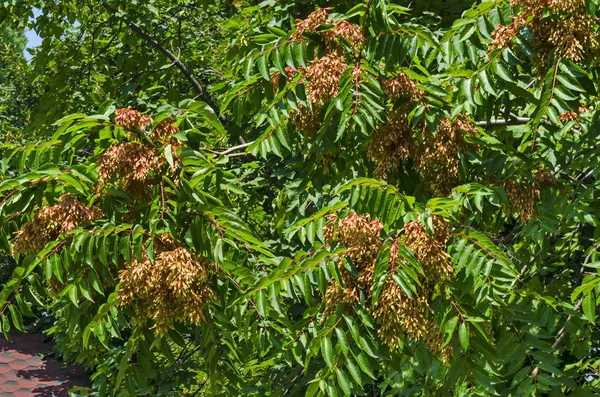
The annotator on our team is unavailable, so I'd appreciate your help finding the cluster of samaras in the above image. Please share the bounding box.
[369,72,479,196]
[98,108,180,201]
[13,195,102,255]
[271,8,365,135]
[323,212,453,362]
[118,234,214,335]
[490,0,600,64]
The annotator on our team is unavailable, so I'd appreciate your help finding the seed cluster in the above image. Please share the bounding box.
[382,73,422,102]
[97,142,163,201]
[559,110,579,123]
[369,83,478,195]
[115,107,153,131]
[323,20,365,52]
[533,168,558,188]
[13,195,102,255]
[284,9,366,134]
[290,104,322,136]
[367,103,414,180]
[488,15,527,54]
[493,0,600,65]
[271,66,298,93]
[97,108,180,201]
[502,177,541,222]
[118,243,214,335]
[323,213,453,361]
[293,9,364,53]
[306,54,348,105]
[414,116,478,196]
[292,8,329,40]
[151,117,179,142]
[403,217,453,281]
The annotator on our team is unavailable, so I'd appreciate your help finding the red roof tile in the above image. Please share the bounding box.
[0,332,90,396]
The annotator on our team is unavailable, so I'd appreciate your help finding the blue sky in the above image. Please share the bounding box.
[25,29,41,48]
[23,9,42,59]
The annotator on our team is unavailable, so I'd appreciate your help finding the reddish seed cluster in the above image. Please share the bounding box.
[367,103,415,180]
[382,73,422,102]
[151,117,179,142]
[369,73,431,182]
[488,15,527,54]
[13,195,102,255]
[502,178,541,222]
[323,213,453,361]
[294,8,364,53]
[115,107,154,131]
[501,169,558,222]
[368,94,478,194]
[322,281,359,317]
[306,54,348,105]
[323,20,365,52]
[290,104,322,136]
[559,110,579,123]
[118,244,214,335]
[97,142,163,201]
[403,216,453,282]
[324,212,383,267]
[285,8,365,135]
[414,116,478,196]
[506,0,599,64]
[323,212,383,304]
[271,66,299,94]
[292,8,330,40]
[533,168,558,188]
[371,278,450,361]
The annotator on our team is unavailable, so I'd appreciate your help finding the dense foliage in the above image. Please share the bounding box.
[2,0,600,395]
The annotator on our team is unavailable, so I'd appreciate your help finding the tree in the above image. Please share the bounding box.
[1,0,600,395]
[0,25,32,140]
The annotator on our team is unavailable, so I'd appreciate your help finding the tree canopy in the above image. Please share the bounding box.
[1,0,600,396]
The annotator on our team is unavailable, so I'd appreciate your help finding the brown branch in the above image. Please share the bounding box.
[199,141,254,157]
[100,2,220,115]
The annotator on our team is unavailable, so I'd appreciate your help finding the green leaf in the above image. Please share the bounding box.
[345,356,363,387]
[322,336,335,369]
[335,368,352,395]
[8,305,24,332]
[494,61,513,82]
[164,144,174,167]
[583,292,595,324]
[335,328,350,355]
[353,352,376,380]
[258,54,270,81]
[67,285,79,308]
[444,316,459,346]
[478,70,496,96]
[459,322,469,350]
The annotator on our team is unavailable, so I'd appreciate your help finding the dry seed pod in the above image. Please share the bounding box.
[306,55,348,105]
[502,177,540,222]
[13,196,102,255]
[115,107,153,131]
[97,142,163,201]
[403,216,453,283]
[118,246,214,335]
[292,8,330,40]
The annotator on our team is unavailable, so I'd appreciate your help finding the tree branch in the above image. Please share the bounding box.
[199,141,254,157]
[475,114,555,129]
[101,2,220,115]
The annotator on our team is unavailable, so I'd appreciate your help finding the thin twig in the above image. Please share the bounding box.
[198,141,254,157]
[100,2,219,115]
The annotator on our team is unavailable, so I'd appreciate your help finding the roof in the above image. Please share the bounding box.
[0,332,90,396]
